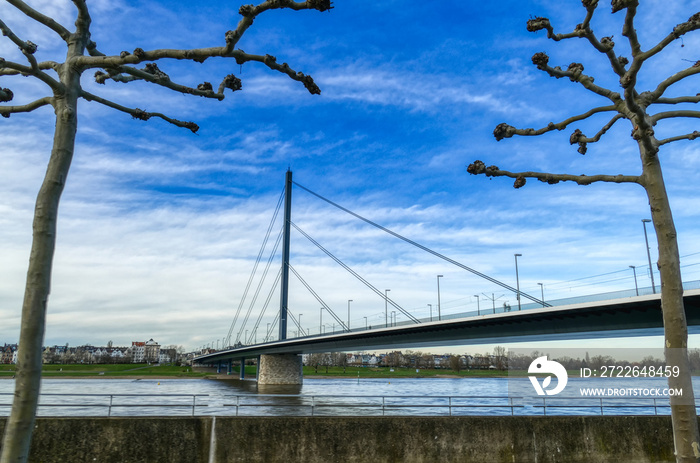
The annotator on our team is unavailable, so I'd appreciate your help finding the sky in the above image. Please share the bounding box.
[1,0,699,354]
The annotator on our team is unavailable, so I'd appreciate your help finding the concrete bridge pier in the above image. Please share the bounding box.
[257,353,303,385]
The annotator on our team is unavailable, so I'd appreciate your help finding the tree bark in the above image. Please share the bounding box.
[641,144,700,462]
[0,56,81,463]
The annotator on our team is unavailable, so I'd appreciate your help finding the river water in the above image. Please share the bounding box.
[0,377,696,417]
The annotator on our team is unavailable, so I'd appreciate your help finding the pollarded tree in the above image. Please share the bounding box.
[0,1,331,461]
[467,1,699,460]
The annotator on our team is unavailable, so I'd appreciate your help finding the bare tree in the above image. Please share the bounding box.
[467,2,699,460]
[0,1,331,461]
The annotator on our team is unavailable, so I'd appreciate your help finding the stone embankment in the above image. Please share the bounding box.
[0,415,678,462]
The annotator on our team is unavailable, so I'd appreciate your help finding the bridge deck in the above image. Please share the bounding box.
[198,289,700,363]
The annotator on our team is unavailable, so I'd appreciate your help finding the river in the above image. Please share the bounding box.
[0,376,696,417]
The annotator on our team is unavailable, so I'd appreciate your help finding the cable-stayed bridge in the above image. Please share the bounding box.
[196,171,700,384]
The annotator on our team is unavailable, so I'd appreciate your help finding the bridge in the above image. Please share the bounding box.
[195,170,700,384]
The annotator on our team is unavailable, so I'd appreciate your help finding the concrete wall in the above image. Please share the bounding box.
[0,416,680,462]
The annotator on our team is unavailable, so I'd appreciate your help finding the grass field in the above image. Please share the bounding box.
[0,363,209,377]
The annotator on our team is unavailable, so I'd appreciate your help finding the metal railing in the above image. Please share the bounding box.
[0,392,207,417]
[223,394,679,417]
[0,392,686,417]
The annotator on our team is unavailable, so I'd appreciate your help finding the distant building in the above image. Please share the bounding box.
[130,341,146,363]
[1,344,17,364]
[144,339,160,363]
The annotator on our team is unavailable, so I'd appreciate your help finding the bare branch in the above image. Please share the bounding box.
[81,90,199,133]
[525,0,597,42]
[0,18,39,57]
[230,0,332,51]
[492,104,617,141]
[76,0,327,95]
[0,58,62,92]
[658,131,700,146]
[95,63,227,101]
[234,51,321,94]
[466,160,641,188]
[5,0,72,42]
[616,1,642,56]
[91,49,319,99]
[638,12,700,64]
[568,113,625,154]
[651,110,700,123]
[654,95,700,106]
[0,96,54,117]
[530,53,621,102]
[647,62,700,102]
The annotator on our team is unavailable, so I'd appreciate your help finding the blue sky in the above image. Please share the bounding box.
[1,0,699,353]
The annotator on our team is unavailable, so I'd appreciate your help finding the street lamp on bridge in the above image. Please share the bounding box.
[514,254,522,311]
[384,289,391,327]
[348,300,353,331]
[363,316,368,330]
[428,304,432,321]
[474,295,480,315]
[437,275,443,321]
[537,283,545,307]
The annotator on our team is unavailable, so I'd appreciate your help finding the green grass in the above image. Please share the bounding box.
[0,363,210,378]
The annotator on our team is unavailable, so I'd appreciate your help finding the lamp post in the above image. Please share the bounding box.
[514,254,522,311]
[630,265,639,296]
[320,307,323,334]
[437,275,443,320]
[428,304,433,321]
[391,311,396,326]
[474,295,480,315]
[537,283,545,307]
[642,219,656,294]
[385,289,391,327]
[363,316,368,330]
[299,313,303,336]
[266,323,270,342]
[347,300,353,332]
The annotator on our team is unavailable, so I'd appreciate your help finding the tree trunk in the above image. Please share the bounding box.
[642,146,700,462]
[0,88,79,463]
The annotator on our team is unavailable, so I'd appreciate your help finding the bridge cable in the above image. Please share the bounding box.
[225,188,285,346]
[288,264,349,332]
[236,225,285,344]
[292,181,551,308]
[287,311,307,337]
[291,221,420,324]
[265,312,280,343]
[247,268,282,344]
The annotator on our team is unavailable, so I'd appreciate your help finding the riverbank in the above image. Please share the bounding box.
[1,364,515,379]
